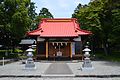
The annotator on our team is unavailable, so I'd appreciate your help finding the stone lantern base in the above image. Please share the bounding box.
[81,58,94,71]
[81,67,94,71]
[24,58,36,70]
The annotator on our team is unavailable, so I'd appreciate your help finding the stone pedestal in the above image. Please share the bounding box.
[81,46,94,71]
[25,58,36,69]
[81,58,94,71]
[24,47,36,70]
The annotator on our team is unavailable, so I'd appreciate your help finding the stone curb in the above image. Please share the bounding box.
[75,75,120,78]
[0,75,41,78]
[0,75,120,78]
[41,74,74,78]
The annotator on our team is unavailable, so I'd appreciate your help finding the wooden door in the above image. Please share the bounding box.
[48,43,70,57]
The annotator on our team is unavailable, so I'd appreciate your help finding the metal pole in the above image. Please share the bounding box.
[3,57,4,66]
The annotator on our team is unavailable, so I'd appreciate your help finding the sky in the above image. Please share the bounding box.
[31,0,90,18]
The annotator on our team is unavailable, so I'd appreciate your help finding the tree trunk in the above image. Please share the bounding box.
[12,46,15,53]
[12,40,15,53]
[103,38,111,55]
[103,43,108,55]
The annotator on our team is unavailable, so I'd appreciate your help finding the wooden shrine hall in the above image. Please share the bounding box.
[27,18,92,60]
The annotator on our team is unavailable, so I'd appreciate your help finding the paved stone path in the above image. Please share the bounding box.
[44,62,73,74]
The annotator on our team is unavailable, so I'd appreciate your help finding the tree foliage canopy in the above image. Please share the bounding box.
[0,0,31,46]
[32,7,54,30]
[72,0,120,54]
[0,0,53,48]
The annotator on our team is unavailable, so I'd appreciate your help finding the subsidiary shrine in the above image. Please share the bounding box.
[27,18,92,60]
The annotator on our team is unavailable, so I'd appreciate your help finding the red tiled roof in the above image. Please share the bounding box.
[27,18,91,37]
[27,28,42,36]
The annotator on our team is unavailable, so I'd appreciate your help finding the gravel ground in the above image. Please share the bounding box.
[0,60,120,80]
[67,61,120,75]
[0,61,51,75]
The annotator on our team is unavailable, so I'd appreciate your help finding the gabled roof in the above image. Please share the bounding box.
[27,18,92,37]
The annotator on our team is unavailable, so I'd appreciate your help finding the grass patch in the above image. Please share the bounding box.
[93,51,120,62]
[0,61,12,65]
[0,49,24,59]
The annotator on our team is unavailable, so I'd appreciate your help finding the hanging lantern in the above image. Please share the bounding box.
[52,42,54,46]
[55,46,56,49]
[65,42,67,46]
[61,43,63,46]
[57,42,58,46]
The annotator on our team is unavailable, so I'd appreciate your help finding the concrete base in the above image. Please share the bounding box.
[24,57,36,70]
[81,67,94,71]
[23,66,36,70]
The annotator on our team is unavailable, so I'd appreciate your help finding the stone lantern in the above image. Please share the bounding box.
[81,46,94,71]
[25,46,36,69]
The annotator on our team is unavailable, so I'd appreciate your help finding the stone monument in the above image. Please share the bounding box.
[24,46,36,69]
[81,45,94,71]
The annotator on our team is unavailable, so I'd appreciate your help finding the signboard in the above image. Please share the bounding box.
[57,51,62,56]
[72,42,75,55]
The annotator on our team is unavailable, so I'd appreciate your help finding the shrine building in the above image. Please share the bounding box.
[27,18,92,60]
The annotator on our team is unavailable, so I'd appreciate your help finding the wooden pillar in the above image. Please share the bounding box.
[70,42,72,58]
[80,41,82,54]
[80,41,84,60]
[36,41,39,58]
[46,41,48,58]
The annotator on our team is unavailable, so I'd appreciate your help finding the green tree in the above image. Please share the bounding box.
[39,8,53,18]
[28,2,37,20]
[28,2,37,31]
[110,0,120,48]
[34,8,54,29]
[72,0,120,54]
[0,0,32,49]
